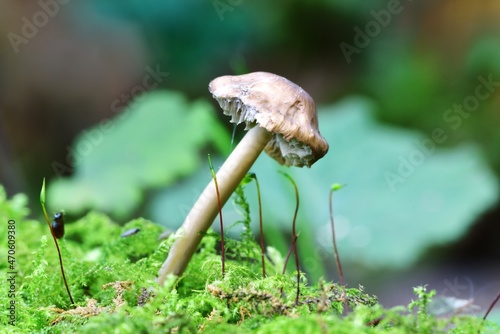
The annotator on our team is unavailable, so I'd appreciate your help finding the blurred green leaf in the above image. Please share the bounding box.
[467,36,500,75]
[48,90,230,218]
[366,50,443,128]
[151,97,498,273]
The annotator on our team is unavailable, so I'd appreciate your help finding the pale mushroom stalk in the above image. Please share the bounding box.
[157,72,329,285]
[157,126,272,283]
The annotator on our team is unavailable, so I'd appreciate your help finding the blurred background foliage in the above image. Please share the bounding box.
[1,0,500,309]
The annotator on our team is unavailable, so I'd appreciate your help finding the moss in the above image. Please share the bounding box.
[0,184,498,333]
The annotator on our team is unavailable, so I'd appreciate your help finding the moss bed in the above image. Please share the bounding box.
[0,186,497,333]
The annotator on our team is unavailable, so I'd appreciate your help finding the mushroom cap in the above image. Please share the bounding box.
[209,72,329,167]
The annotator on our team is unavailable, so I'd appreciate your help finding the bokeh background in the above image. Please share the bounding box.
[1,0,500,316]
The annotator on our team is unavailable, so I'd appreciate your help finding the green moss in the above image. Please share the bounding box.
[0,184,498,333]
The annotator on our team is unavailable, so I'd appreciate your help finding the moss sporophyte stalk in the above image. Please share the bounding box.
[39,177,74,305]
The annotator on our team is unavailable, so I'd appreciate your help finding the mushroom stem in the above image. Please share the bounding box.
[157,125,272,284]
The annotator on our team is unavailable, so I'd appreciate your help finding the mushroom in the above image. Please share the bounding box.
[156,72,329,284]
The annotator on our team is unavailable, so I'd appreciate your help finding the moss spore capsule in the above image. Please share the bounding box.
[51,212,65,239]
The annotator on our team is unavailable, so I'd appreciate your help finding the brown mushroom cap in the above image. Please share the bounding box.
[209,72,329,167]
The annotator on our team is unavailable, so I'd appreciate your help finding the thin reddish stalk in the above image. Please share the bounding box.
[249,173,266,278]
[482,292,500,323]
[279,172,300,305]
[282,236,297,275]
[329,184,347,313]
[477,292,500,334]
[208,155,225,278]
[40,178,74,305]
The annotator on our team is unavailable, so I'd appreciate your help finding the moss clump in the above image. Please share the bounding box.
[0,184,498,333]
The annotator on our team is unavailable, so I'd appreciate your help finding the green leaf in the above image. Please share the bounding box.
[48,90,230,218]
